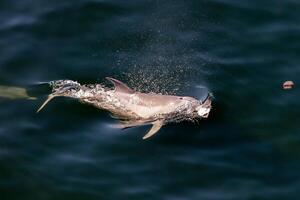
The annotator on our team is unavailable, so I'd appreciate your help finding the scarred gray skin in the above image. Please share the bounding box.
[38,77,212,139]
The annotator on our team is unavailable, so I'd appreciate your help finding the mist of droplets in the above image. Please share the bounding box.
[120,64,196,95]
[108,1,209,95]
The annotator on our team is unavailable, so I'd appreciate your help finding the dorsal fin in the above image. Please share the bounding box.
[106,77,134,94]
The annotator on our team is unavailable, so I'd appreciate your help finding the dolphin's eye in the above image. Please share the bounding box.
[179,97,183,100]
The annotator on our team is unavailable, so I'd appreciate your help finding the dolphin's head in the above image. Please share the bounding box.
[170,94,211,120]
[177,94,211,119]
[168,85,212,119]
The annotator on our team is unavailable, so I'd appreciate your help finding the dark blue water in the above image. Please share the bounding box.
[1,0,300,199]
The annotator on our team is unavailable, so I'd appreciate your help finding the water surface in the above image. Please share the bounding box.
[0,0,300,199]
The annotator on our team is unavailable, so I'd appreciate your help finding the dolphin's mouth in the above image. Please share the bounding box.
[197,107,210,118]
[197,94,212,118]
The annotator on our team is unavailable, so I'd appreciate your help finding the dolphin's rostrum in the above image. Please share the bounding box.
[37,77,212,139]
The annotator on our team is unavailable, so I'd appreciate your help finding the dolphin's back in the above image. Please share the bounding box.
[134,93,182,106]
[110,92,187,119]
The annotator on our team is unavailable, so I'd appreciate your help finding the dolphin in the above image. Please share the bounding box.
[37,77,212,139]
[0,85,36,100]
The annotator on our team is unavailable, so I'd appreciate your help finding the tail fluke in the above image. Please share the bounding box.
[36,80,82,113]
[36,94,58,113]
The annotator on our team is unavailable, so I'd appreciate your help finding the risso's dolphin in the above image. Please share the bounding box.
[37,77,212,139]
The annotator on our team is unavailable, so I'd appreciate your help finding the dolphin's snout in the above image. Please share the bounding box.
[197,95,212,118]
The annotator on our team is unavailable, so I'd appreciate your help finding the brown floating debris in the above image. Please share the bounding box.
[283,81,294,90]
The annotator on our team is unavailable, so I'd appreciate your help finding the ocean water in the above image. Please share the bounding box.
[0,0,300,199]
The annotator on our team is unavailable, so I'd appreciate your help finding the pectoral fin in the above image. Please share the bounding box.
[111,121,148,129]
[143,120,164,140]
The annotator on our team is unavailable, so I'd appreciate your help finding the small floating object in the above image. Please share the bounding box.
[283,81,294,90]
